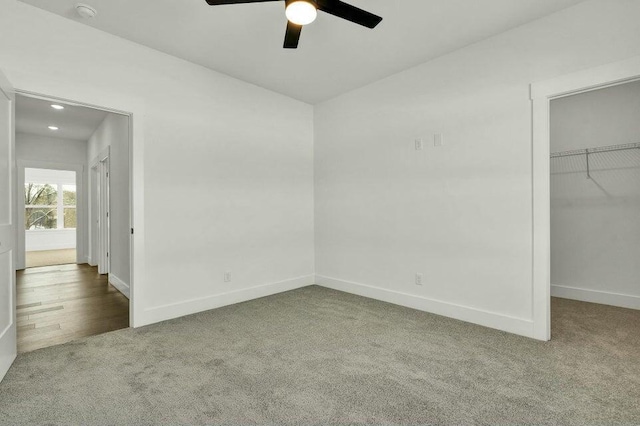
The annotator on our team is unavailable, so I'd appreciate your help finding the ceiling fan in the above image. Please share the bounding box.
[205,0,383,49]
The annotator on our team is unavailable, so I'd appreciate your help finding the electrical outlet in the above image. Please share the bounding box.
[224,271,232,282]
[415,273,423,286]
[434,134,444,147]
[415,138,424,151]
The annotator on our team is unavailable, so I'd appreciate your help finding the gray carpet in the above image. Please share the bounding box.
[1,286,639,425]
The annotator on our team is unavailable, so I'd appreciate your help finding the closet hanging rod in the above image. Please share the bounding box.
[550,142,640,158]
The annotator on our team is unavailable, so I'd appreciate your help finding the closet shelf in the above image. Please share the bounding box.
[550,142,640,179]
[550,142,640,158]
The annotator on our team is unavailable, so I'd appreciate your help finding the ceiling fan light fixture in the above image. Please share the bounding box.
[285,0,317,26]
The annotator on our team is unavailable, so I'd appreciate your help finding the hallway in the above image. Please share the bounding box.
[17,264,129,353]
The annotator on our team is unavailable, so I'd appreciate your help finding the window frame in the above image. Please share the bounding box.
[25,181,77,231]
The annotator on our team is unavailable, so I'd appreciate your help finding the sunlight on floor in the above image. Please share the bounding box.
[25,249,76,268]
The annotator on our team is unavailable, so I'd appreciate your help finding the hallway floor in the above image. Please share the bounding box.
[25,249,77,268]
[17,264,129,353]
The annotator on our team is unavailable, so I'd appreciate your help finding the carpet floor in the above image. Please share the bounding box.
[0,286,639,425]
[25,249,76,268]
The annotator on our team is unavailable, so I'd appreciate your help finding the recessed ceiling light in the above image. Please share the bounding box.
[48,126,59,131]
[51,104,65,110]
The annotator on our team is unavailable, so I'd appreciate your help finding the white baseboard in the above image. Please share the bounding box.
[315,275,535,339]
[552,285,640,310]
[138,274,315,327]
[109,274,130,299]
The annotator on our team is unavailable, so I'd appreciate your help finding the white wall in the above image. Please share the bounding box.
[550,80,640,309]
[314,0,640,337]
[25,230,75,251]
[87,114,130,292]
[16,133,87,265]
[0,0,314,326]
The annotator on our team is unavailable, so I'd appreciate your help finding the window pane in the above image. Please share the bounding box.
[64,207,77,229]
[63,185,76,206]
[25,207,57,230]
[25,183,57,206]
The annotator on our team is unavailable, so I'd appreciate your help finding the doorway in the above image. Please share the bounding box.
[91,149,110,276]
[549,81,640,336]
[23,168,78,268]
[14,93,131,353]
[531,56,640,341]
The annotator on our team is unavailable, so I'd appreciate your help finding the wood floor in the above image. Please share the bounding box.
[17,263,129,353]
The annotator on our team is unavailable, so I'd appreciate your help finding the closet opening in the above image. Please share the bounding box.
[549,80,640,339]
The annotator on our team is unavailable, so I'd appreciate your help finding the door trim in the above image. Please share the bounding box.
[90,147,110,275]
[0,69,16,381]
[17,161,85,270]
[8,74,145,328]
[529,55,640,341]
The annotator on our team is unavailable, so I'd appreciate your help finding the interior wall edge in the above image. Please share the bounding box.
[108,273,130,299]
[315,275,536,339]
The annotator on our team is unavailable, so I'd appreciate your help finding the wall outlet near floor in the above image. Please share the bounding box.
[415,273,423,286]
[224,271,232,282]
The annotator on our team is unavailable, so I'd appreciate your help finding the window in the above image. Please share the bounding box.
[63,185,77,228]
[25,182,76,230]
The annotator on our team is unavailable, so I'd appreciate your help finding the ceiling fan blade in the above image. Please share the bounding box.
[205,0,280,5]
[316,0,382,29]
[283,21,302,49]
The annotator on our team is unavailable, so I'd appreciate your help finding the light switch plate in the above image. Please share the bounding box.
[434,134,444,147]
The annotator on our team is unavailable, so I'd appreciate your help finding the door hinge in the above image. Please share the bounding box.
[107,252,109,257]
[106,212,109,217]
[131,228,134,235]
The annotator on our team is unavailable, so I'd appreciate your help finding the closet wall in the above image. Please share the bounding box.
[550,80,640,309]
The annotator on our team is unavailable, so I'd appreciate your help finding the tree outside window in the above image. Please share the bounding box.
[25,182,76,230]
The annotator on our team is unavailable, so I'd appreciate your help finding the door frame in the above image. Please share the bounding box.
[17,161,85,269]
[530,55,640,341]
[6,69,145,329]
[0,70,16,382]
[90,147,110,275]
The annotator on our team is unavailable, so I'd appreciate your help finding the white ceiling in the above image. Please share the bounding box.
[16,95,109,141]
[19,0,586,103]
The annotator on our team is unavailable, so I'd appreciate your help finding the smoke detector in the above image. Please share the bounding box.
[75,3,97,19]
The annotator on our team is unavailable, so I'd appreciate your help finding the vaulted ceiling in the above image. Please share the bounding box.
[19,0,586,103]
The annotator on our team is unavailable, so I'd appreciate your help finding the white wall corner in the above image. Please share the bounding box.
[137,275,315,327]
[109,274,130,299]
[315,275,536,339]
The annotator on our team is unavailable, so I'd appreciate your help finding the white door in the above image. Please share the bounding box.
[97,157,110,275]
[0,70,16,382]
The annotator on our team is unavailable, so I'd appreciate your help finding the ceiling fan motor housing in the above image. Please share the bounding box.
[285,0,317,6]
